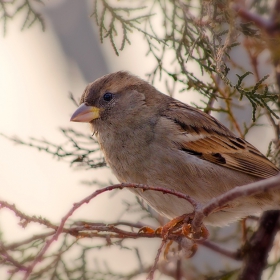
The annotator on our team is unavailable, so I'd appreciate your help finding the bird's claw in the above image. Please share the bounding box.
[182,223,209,240]
[139,214,209,241]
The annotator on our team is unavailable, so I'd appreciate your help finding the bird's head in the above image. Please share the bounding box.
[70,71,164,130]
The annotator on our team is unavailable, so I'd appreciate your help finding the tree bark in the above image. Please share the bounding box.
[239,211,280,280]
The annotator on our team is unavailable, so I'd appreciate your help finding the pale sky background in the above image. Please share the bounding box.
[0,0,278,279]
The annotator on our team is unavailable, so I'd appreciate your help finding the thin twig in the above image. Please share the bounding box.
[23,183,199,279]
[146,240,166,280]
[199,240,242,260]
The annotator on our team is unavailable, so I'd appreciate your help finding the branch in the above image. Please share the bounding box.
[235,6,272,32]
[239,210,280,280]
[0,201,57,229]
[23,175,280,279]
[0,0,45,34]
[23,183,199,279]
[192,174,280,231]
[200,240,242,260]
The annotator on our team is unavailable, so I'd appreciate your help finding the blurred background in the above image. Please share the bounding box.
[0,1,182,278]
[0,0,277,279]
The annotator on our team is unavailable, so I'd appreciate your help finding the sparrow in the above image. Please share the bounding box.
[70,71,279,226]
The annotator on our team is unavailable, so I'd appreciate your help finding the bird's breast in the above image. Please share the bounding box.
[96,124,156,183]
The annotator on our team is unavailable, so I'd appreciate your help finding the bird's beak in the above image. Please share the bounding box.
[70,103,101,122]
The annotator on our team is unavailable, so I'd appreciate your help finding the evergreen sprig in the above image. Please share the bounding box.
[0,0,44,34]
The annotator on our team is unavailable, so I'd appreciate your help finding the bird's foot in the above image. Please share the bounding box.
[161,213,209,240]
[138,214,205,259]
[138,226,162,235]
[139,213,209,241]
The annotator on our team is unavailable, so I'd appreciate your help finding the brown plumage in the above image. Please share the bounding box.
[163,101,278,179]
[71,71,279,226]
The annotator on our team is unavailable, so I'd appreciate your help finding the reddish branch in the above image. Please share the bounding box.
[1,173,280,279]
[0,201,57,230]
[22,184,199,279]
[192,174,280,231]
[235,6,273,32]
[147,240,167,280]
[1,176,280,279]
[18,174,280,279]
[200,240,242,260]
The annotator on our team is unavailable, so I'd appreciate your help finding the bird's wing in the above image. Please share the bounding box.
[163,101,279,179]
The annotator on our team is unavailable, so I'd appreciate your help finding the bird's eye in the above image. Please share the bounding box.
[103,92,113,102]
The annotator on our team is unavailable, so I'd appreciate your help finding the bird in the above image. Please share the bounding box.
[70,71,279,226]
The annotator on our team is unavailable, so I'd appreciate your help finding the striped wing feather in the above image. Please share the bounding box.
[164,101,279,179]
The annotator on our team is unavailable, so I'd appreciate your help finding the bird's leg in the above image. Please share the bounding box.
[161,214,203,259]
[138,226,156,234]
[182,222,209,240]
[139,214,191,236]
[138,225,163,235]
[161,214,209,240]
[160,214,191,237]
[241,218,247,244]
[139,213,209,240]
[139,214,207,259]
[163,240,174,259]
[241,216,259,244]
